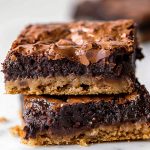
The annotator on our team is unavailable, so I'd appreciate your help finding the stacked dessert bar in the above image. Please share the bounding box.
[73,0,150,42]
[3,20,150,146]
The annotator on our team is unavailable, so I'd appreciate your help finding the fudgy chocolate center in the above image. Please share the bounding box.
[3,51,135,81]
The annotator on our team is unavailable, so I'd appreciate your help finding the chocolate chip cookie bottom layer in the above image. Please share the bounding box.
[17,81,150,145]
[2,20,142,95]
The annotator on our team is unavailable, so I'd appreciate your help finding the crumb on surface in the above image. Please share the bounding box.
[0,117,8,123]
[9,125,23,137]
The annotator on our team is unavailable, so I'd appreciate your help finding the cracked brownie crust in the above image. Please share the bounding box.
[3,20,142,95]
[22,81,150,143]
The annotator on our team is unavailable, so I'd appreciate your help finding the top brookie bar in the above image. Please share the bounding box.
[2,20,142,95]
[73,0,150,41]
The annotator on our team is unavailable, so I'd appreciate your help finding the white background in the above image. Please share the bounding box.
[0,0,150,149]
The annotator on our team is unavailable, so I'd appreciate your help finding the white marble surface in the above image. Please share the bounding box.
[0,0,150,149]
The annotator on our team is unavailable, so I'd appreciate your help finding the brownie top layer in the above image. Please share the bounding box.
[74,0,150,25]
[8,20,136,66]
[23,81,150,138]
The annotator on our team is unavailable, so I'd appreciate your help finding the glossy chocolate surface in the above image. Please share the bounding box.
[10,20,136,60]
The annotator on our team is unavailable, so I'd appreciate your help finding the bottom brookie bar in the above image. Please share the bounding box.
[17,81,150,146]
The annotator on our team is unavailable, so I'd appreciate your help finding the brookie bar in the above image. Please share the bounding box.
[73,0,150,41]
[3,20,142,95]
[18,81,150,145]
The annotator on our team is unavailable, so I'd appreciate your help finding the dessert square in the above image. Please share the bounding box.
[3,20,142,95]
[73,0,150,41]
[18,81,150,145]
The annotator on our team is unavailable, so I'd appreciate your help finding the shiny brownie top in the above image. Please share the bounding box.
[8,20,136,66]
